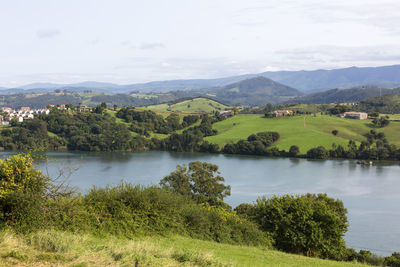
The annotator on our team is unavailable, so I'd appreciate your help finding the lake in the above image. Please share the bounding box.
[1,151,399,256]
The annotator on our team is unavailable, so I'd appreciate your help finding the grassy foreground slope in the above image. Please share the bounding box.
[205,114,400,153]
[0,230,368,267]
[147,98,229,113]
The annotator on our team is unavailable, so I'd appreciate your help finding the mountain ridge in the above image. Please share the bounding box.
[209,76,303,106]
[3,64,400,94]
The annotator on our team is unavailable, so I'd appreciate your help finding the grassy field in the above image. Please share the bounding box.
[147,98,229,113]
[205,114,400,153]
[0,230,368,267]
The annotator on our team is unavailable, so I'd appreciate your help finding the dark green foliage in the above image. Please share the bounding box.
[160,162,231,207]
[41,112,132,151]
[0,111,135,151]
[290,86,400,105]
[117,108,199,135]
[328,104,351,115]
[289,145,300,157]
[368,112,380,118]
[92,102,107,114]
[358,94,400,114]
[0,154,49,231]
[249,194,348,260]
[198,141,220,153]
[385,252,400,267]
[0,118,64,150]
[372,116,390,128]
[182,115,199,127]
[222,132,280,156]
[160,115,219,152]
[306,146,329,159]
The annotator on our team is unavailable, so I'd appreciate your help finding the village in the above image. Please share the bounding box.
[0,104,91,125]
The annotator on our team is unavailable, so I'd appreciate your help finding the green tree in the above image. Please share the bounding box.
[306,146,329,159]
[372,116,390,128]
[252,193,348,259]
[160,161,231,206]
[289,145,300,157]
[385,252,400,267]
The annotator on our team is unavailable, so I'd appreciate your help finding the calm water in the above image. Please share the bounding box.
[1,151,399,255]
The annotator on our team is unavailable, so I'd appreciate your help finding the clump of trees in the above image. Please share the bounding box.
[117,107,200,135]
[372,116,390,128]
[222,132,280,156]
[328,104,351,115]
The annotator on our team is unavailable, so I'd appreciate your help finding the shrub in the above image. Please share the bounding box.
[0,154,49,230]
[251,193,348,260]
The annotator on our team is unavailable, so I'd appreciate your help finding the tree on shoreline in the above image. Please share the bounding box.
[160,161,231,206]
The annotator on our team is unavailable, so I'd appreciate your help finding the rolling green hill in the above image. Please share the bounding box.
[146,97,229,113]
[0,230,368,267]
[205,114,400,153]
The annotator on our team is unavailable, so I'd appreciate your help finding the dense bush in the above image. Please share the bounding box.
[242,193,349,260]
[0,154,49,230]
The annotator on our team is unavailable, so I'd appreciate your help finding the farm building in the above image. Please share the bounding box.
[273,110,293,116]
[341,112,368,120]
[219,110,233,117]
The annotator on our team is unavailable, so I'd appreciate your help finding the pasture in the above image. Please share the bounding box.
[205,114,400,153]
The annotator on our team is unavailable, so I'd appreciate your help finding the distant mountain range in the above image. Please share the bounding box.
[18,81,122,90]
[2,64,400,106]
[4,64,400,94]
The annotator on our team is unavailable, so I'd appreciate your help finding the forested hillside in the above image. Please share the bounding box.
[0,91,194,109]
[288,87,400,104]
[208,77,303,106]
[357,94,400,114]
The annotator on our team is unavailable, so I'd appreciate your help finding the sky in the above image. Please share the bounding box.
[1,0,400,87]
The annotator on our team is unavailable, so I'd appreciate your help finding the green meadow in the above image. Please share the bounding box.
[0,230,368,267]
[205,114,400,153]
